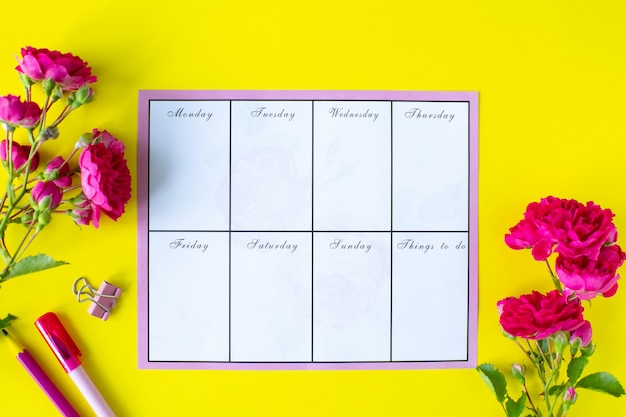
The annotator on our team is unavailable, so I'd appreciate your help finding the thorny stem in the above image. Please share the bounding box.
[521,380,539,415]
[525,339,546,382]
[536,340,553,372]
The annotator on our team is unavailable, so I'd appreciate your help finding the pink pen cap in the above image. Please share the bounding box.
[35,312,82,373]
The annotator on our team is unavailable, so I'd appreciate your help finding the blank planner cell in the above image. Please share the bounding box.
[230,232,312,362]
[392,232,469,361]
[148,232,230,362]
[313,232,391,362]
[313,101,391,231]
[230,101,312,231]
[392,101,469,231]
[148,100,230,231]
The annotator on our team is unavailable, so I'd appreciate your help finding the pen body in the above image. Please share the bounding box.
[17,349,81,417]
[69,365,116,417]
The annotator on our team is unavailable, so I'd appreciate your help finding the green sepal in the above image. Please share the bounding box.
[477,363,508,403]
[581,343,596,357]
[50,84,64,103]
[511,364,525,384]
[42,78,56,96]
[37,126,59,141]
[576,372,625,397]
[18,72,35,91]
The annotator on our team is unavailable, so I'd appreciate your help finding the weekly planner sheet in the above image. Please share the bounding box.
[137,90,478,370]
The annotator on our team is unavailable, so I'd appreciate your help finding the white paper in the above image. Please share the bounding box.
[138,91,478,370]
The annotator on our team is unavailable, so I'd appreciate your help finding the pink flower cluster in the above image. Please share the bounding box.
[0,46,132,335]
[486,197,625,415]
[505,196,623,300]
[497,197,625,347]
[0,47,131,230]
[1,131,130,228]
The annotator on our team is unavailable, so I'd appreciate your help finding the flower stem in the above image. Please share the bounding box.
[536,340,553,372]
[50,105,73,127]
[545,260,563,291]
[0,111,47,277]
[520,379,539,415]
[39,94,50,132]
[12,226,39,264]
[514,339,531,359]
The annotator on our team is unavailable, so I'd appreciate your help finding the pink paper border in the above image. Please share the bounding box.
[137,90,478,370]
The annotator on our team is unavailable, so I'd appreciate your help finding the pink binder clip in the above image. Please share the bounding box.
[72,277,122,321]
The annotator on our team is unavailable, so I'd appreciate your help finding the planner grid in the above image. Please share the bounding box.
[137,91,478,370]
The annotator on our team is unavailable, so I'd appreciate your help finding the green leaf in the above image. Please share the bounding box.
[477,363,508,403]
[567,355,589,384]
[577,372,626,397]
[0,313,17,329]
[505,394,526,417]
[3,254,67,281]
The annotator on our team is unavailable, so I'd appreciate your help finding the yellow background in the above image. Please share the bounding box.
[1,1,625,416]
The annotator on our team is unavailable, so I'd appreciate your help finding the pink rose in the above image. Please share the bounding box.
[0,140,39,171]
[555,245,625,300]
[505,197,617,261]
[552,200,617,260]
[16,47,97,91]
[505,218,553,260]
[32,181,63,210]
[497,290,586,340]
[44,156,72,188]
[78,129,131,227]
[505,197,566,260]
[0,95,42,128]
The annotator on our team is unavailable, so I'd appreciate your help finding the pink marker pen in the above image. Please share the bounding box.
[35,312,116,417]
